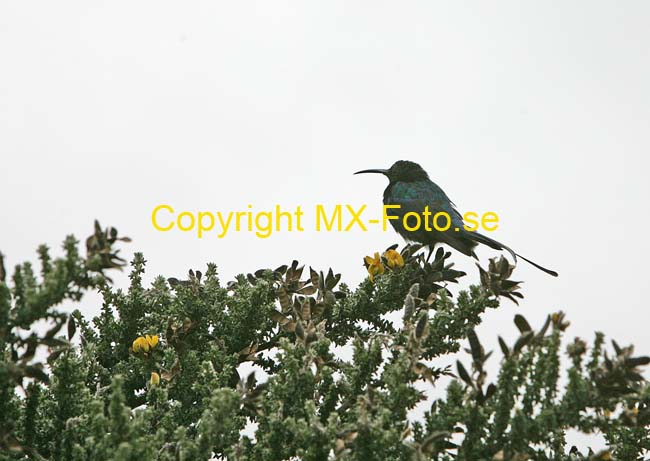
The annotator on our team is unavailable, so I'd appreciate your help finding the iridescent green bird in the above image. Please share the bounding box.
[355,160,558,277]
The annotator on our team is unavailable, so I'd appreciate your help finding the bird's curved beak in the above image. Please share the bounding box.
[354,168,388,175]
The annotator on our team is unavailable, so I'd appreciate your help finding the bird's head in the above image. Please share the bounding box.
[354,160,429,183]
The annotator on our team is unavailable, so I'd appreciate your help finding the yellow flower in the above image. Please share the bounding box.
[132,334,159,354]
[150,371,160,387]
[364,252,385,282]
[145,334,159,349]
[132,336,149,353]
[383,249,404,269]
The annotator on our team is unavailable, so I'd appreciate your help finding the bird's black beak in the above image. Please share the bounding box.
[354,168,389,175]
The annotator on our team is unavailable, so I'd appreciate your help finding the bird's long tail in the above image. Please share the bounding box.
[467,232,558,277]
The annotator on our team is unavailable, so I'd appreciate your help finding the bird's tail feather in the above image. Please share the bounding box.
[467,232,558,277]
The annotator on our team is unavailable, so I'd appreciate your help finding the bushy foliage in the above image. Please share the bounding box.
[1,223,649,461]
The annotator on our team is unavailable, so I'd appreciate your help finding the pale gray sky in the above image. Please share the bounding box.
[1,1,649,438]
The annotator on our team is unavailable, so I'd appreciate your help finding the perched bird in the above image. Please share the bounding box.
[355,160,558,277]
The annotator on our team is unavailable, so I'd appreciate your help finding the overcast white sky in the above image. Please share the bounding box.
[1,1,650,436]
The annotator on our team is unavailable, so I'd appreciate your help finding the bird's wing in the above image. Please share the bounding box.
[384,181,475,254]
[422,180,465,224]
[386,181,466,227]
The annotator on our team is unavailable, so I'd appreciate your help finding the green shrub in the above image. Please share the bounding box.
[1,222,648,460]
